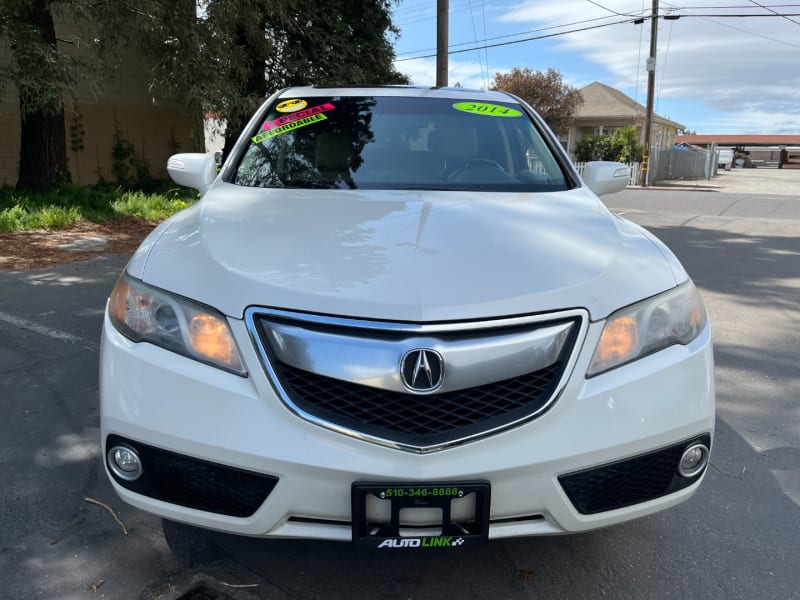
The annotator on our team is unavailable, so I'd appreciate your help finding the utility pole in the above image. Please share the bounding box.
[436,0,448,87]
[640,0,658,187]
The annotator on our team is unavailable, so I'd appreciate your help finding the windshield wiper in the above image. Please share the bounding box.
[390,185,463,191]
[273,181,335,189]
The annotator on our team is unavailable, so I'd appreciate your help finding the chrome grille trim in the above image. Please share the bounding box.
[258,318,574,395]
[245,307,589,453]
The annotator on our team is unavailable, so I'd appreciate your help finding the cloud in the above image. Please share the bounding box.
[396,57,508,91]
[499,0,800,133]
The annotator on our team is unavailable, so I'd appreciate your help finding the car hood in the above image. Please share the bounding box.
[129,183,683,321]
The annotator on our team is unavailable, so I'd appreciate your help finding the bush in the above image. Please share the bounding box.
[575,126,643,163]
[111,191,193,221]
[0,184,196,233]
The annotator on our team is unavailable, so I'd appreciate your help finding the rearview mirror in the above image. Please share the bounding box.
[581,161,631,196]
[167,153,217,193]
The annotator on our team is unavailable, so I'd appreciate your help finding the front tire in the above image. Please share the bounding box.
[162,519,222,566]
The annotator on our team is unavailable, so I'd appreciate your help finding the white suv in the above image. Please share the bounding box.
[100,86,714,549]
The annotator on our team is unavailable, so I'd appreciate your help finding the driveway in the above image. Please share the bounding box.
[655,166,800,195]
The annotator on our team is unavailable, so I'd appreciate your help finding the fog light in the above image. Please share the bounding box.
[679,443,708,478]
[108,445,143,481]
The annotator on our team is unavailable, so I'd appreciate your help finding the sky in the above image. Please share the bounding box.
[390,0,800,134]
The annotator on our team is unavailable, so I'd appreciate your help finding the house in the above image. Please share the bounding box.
[0,12,201,187]
[562,82,685,159]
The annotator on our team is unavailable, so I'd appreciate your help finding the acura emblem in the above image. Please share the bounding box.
[400,349,444,393]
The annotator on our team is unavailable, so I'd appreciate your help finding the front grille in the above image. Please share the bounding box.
[106,435,278,517]
[277,361,563,447]
[249,308,584,450]
[558,434,711,515]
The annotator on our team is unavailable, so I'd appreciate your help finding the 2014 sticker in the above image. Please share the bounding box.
[452,102,522,117]
[276,98,307,113]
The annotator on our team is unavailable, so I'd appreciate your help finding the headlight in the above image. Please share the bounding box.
[108,273,246,376]
[588,282,707,377]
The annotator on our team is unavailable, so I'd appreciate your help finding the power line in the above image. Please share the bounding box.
[396,12,639,56]
[673,3,800,8]
[635,0,647,106]
[467,0,489,88]
[746,0,800,25]
[585,0,639,16]
[396,17,636,61]
[396,11,800,61]
[668,11,800,15]
[663,0,800,47]
[480,0,490,84]
[656,13,675,113]
[684,15,800,46]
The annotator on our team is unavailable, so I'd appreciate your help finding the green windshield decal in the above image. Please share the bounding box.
[452,102,522,117]
[252,113,328,143]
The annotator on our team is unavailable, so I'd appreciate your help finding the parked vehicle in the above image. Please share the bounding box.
[101,86,714,549]
[718,148,733,171]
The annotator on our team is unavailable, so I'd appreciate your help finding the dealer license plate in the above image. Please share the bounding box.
[351,481,490,548]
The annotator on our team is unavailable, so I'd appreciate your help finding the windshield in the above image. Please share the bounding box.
[233,95,571,192]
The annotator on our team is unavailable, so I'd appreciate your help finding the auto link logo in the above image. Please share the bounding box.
[377,537,465,548]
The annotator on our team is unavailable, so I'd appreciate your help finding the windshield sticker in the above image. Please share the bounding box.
[261,102,335,132]
[453,102,522,117]
[252,113,328,143]
[276,98,308,113]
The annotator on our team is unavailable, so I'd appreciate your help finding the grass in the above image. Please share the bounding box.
[0,184,198,233]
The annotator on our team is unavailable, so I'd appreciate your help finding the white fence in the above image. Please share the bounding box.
[575,147,713,186]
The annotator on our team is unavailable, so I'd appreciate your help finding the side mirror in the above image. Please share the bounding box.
[581,161,631,196]
[167,153,217,193]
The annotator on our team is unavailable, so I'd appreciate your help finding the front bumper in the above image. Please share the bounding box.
[100,312,715,540]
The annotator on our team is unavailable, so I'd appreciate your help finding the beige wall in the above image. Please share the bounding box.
[1,100,198,186]
[1,12,201,187]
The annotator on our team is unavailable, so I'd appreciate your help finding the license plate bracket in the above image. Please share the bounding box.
[351,481,490,548]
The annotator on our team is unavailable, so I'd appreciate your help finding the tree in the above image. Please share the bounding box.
[1,0,407,190]
[136,0,408,162]
[0,0,163,191]
[1,0,76,191]
[491,67,583,136]
[613,125,643,163]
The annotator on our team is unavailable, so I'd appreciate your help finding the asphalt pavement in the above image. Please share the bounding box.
[1,170,798,599]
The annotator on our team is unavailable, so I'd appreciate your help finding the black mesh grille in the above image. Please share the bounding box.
[558,434,711,514]
[106,435,278,517]
[276,361,563,446]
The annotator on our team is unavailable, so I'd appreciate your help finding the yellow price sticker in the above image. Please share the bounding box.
[276,98,308,113]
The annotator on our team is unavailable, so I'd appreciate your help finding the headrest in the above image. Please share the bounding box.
[428,125,478,158]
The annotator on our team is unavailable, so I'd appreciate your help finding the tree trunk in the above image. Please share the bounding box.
[17,107,69,192]
[221,114,245,166]
[220,18,270,165]
[15,0,70,192]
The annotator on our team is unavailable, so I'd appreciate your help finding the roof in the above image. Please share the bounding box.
[576,82,685,130]
[675,134,800,146]
[276,85,518,103]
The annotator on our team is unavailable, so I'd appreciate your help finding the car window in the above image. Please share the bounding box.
[233,96,571,192]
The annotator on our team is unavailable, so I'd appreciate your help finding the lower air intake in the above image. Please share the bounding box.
[558,434,711,515]
[106,435,278,517]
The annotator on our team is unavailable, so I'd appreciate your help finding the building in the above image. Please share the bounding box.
[675,135,800,168]
[563,82,684,159]
[0,12,201,187]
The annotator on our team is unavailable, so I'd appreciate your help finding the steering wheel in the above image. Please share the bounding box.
[444,158,510,182]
